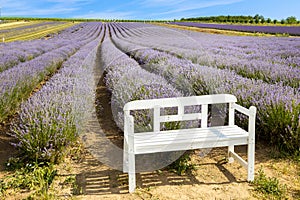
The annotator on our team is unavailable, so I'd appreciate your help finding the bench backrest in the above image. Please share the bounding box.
[124,94,237,132]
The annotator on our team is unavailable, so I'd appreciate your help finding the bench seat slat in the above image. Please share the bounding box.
[133,126,248,154]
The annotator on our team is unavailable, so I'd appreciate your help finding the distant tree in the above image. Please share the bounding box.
[254,14,260,20]
[261,18,265,23]
[280,19,286,24]
[273,19,278,24]
[286,16,297,24]
[266,18,272,23]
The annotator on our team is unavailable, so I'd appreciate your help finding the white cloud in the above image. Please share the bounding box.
[0,0,245,19]
[0,0,87,16]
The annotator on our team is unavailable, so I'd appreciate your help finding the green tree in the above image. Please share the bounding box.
[286,16,297,24]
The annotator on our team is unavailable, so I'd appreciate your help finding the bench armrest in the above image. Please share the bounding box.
[231,103,256,143]
[233,103,256,117]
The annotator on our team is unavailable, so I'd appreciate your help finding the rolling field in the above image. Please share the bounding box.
[0,20,76,42]
[169,21,300,36]
[0,21,299,199]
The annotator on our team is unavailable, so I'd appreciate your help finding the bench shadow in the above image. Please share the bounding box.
[73,156,246,195]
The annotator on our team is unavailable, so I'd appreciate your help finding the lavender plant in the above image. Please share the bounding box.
[113,22,300,89]
[0,22,101,73]
[101,35,183,131]
[10,30,102,162]
[0,22,102,124]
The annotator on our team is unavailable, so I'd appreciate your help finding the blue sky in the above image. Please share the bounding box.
[0,0,299,20]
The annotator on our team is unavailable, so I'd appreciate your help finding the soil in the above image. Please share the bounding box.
[50,142,299,200]
[0,123,17,173]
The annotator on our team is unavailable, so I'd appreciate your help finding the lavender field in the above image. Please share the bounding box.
[169,21,300,36]
[0,21,299,164]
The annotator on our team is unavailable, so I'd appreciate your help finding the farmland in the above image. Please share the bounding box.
[0,20,299,199]
[169,21,300,36]
[0,21,76,42]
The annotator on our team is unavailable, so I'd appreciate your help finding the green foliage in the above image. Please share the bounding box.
[259,101,300,157]
[180,14,300,25]
[252,167,286,199]
[1,161,57,198]
[167,153,195,175]
[286,16,297,24]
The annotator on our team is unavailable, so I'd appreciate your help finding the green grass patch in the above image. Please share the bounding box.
[251,167,287,199]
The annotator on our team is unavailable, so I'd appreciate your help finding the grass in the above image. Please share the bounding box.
[251,167,287,199]
[3,22,76,42]
[167,152,195,175]
[0,161,57,199]
[0,141,85,199]
[0,21,38,30]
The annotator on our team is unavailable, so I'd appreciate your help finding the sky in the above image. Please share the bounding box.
[0,0,299,20]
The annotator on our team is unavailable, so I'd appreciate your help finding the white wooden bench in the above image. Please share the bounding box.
[123,94,256,193]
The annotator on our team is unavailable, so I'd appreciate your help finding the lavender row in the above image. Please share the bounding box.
[112,31,299,109]
[117,22,300,69]
[113,23,300,88]
[0,22,103,123]
[0,22,101,73]
[101,29,182,130]
[111,33,300,153]
[10,34,102,162]
[0,21,64,34]
[169,22,300,36]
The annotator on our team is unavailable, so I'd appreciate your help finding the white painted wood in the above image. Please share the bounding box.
[247,106,256,181]
[233,103,251,116]
[153,105,160,132]
[159,113,202,122]
[228,102,235,126]
[201,104,208,128]
[229,151,248,168]
[123,94,256,193]
[228,145,235,163]
[178,104,184,116]
[124,94,237,111]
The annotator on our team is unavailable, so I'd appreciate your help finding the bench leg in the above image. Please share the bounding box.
[123,140,128,172]
[228,145,234,163]
[247,142,255,181]
[128,152,136,193]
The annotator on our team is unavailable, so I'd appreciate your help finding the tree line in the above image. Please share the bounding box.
[180,15,299,25]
